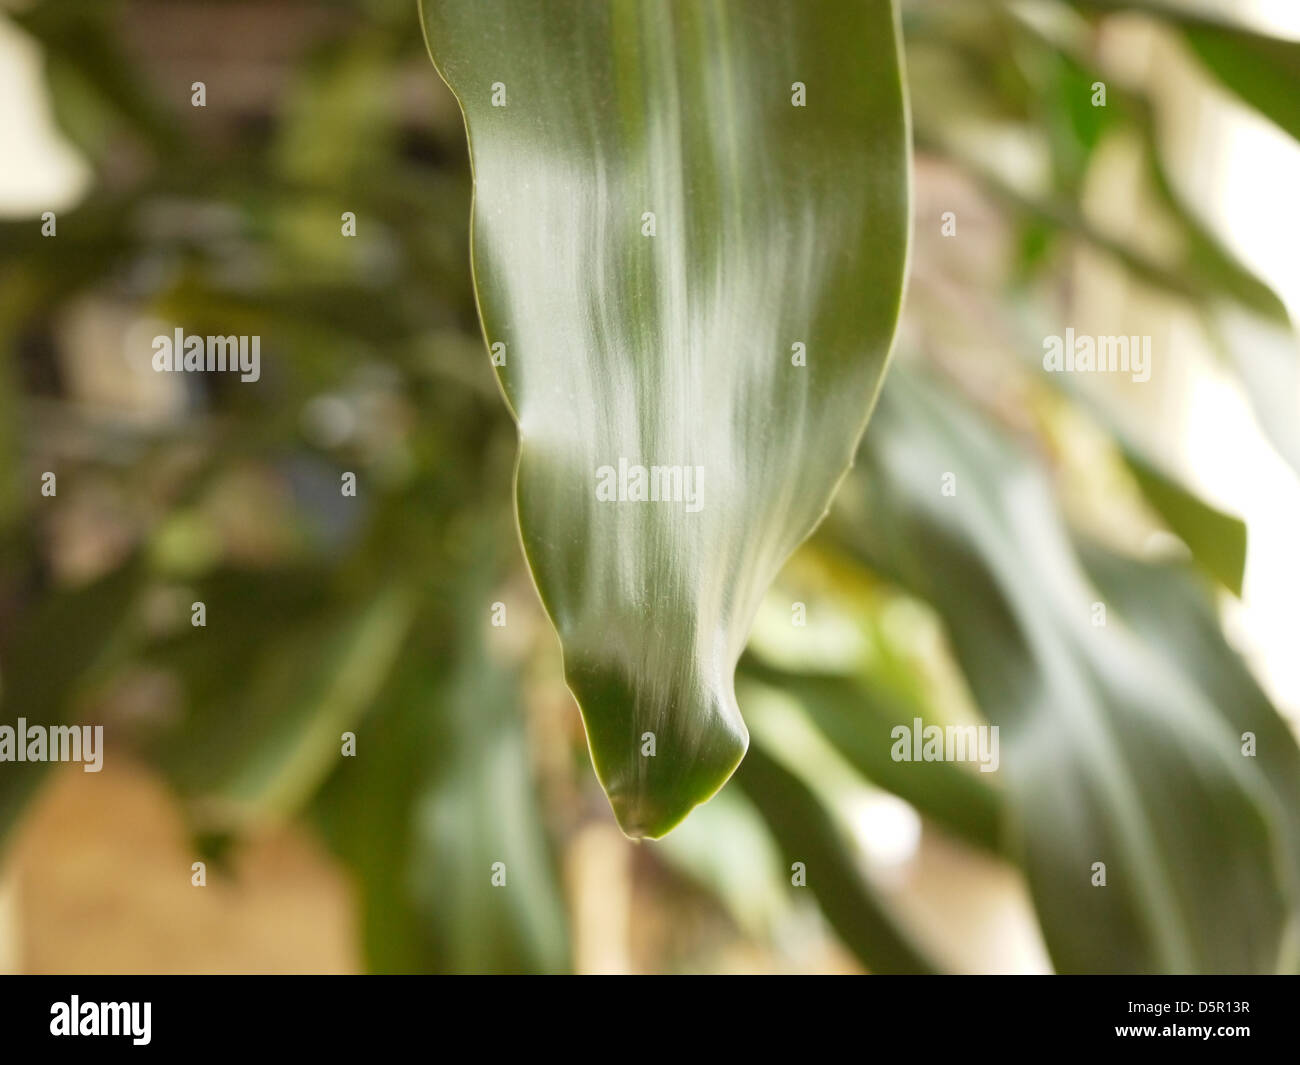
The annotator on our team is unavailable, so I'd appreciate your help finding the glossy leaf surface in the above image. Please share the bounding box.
[835,367,1296,972]
[422,0,910,836]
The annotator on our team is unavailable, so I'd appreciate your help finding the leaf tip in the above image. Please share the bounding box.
[567,661,750,840]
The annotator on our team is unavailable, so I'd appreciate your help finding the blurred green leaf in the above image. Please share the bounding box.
[735,741,936,974]
[1046,374,1249,594]
[13,0,182,157]
[150,578,416,827]
[1069,0,1300,143]
[0,562,141,843]
[315,587,570,974]
[917,8,1300,477]
[910,8,1291,324]
[421,0,910,837]
[652,782,790,945]
[833,366,1295,973]
[740,654,1005,856]
[274,32,401,189]
[1077,543,1300,968]
[1210,311,1300,475]
[1122,450,1246,596]
[408,638,569,974]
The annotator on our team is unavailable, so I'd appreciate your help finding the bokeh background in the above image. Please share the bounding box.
[1,0,1299,973]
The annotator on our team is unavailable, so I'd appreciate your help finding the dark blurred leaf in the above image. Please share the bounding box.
[150,578,415,826]
[314,545,569,974]
[734,740,936,974]
[1077,542,1300,968]
[0,562,141,844]
[740,655,1005,856]
[411,637,569,973]
[13,0,182,157]
[0,330,22,528]
[832,366,1295,973]
[274,31,401,189]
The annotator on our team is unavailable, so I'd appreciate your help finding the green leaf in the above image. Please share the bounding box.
[1121,449,1247,596]
[1076,543,1300,965]
[987,9,1300,478]
[734,740,936,974]
[1069,0,1300,142]
[1044,373,1249,595]
[740,654,1005,856]
[833,367,1294,972]
[315,590,570,974]
[1181,27,1300,144]
[420,0,910,837]
[0,562,141,844]
[149,576,416,828]
[13,0,182,157]
[919,37,1300,479]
